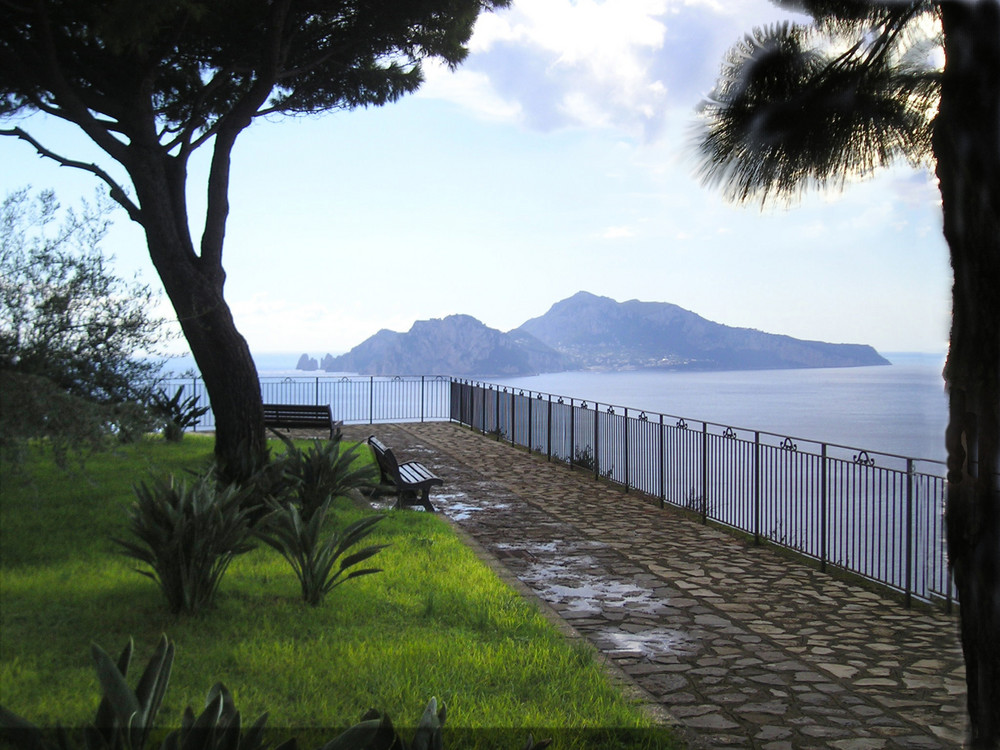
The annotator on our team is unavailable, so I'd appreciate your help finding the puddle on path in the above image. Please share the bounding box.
[435,492,511,520]
[434,490,691,658]
[595,628,691,658]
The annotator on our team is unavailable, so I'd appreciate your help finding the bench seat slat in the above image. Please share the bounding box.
[368,435,442,512]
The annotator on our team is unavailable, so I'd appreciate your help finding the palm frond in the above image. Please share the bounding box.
[695,11,939,205]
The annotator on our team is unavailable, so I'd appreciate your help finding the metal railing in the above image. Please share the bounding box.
[161,373,953,609]
[449,379,953,610]
[161,375,453,428]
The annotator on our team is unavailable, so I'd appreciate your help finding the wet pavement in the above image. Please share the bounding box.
[340,422,968,749]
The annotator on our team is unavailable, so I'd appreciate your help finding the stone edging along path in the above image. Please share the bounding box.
[340,422,968,750]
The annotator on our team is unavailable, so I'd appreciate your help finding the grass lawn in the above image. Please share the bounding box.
[0,435,679,749]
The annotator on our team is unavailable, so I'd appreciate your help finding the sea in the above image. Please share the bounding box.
[163,351,950,464]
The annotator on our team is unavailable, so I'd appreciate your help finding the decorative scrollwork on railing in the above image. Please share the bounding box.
[537,393,544,400]
[607,405,617,415]
[580,401,589,409]
[557,397,564,405]
[392,375,402,382]
[638,411,648,421]
[853,450,877,467]
[518,390,525,396]
[676,418,688,430]
[282,376,294,383]
[339,376,351,382]
[780,437,798,452]
[722,427,737,440]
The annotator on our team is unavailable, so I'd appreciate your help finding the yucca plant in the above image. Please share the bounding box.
[270,433,378,522]
[115,473,256,614]
[0,636,172,750]
[254,499,387,606]
[0,640,550,750]
[0,636,292,750]
[326,698,552,750]
[148,387,210,443]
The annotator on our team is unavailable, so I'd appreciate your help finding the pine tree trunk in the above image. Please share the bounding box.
[936,3,1000,746]
[130,158,268,482]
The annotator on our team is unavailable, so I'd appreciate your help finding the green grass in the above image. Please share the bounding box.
[0,435,678,748]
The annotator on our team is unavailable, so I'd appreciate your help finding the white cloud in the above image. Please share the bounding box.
[422,0,804,139]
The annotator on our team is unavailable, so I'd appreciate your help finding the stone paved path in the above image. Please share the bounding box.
[343,422,968,749]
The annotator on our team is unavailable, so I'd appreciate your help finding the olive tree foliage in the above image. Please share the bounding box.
[0,188,168,465]
[695,2,999,745]
[0,0,511,482]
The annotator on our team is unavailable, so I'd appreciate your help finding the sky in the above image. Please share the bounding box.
[1,0,953,360]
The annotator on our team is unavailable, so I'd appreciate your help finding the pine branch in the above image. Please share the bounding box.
[0,127,141,222]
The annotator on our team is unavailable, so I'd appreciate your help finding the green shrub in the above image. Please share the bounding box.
[0,636,175,750]
[148,387,210,442]
[0,638,550,750]
[271,434,378,521]
[255,500,388,606]
[114,473,256,614]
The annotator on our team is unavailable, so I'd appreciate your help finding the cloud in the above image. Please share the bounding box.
[421,0,803,140]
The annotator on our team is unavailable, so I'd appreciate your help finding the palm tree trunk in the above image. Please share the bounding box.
[935,3,1000,746]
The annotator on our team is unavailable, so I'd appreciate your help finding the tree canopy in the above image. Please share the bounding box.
[0,0,510,478]
[695,2,999,745]
[0,187,169,463]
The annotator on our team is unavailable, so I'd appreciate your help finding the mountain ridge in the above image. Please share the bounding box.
[305,292,889,376]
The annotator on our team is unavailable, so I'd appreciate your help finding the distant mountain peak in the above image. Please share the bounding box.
[299,292,889,375]
[516,292,888,371]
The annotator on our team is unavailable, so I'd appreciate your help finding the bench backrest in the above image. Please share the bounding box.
[262,403,332,422]
[368,436,401,484]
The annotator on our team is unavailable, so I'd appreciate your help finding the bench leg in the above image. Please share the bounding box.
[420,488,436,513]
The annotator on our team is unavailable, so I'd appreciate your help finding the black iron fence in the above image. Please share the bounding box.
[449,379,953,610]
[162,374,953,609]
[162,375,453,427]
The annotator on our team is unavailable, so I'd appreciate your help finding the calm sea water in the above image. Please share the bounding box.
[164,351,949,464]
[490,354,949,464]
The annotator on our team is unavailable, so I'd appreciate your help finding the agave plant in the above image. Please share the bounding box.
[270,433,378,522]
[115,473,256,614]
[0,636,292,750]
[255,500,387,606]
[148,386,210,442]
[325,699,552,750]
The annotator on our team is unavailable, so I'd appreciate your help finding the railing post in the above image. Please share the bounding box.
[510,389,516,446]
[659,414,666,509]
[624,408,630,492]
[495,387,501,440]
[547,395,553,461]
[528,391,533,454]
[821,443,828,573]
[593,402,600,481]
[905,458,914,609]
[754,431,761,544]
[569,399,576,468]
[701,422,708,524]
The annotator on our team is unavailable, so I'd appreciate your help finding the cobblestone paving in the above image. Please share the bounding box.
[343,422,968,749]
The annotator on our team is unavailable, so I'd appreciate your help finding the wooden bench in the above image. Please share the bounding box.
[367,435,443,512]
[262,403,341,439]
